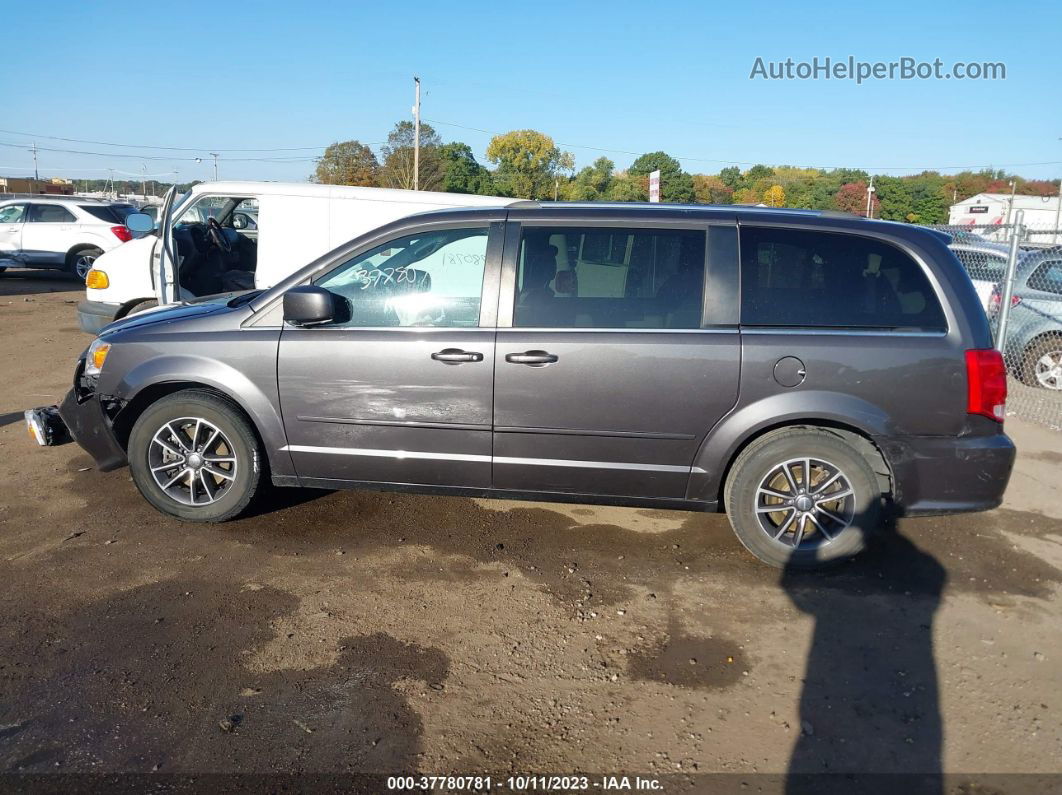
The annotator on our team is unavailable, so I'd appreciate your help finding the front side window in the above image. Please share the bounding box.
[740,227,947,331]
[28,204,76,223]
[174,195,249,226]
[316,227,489,328]
[0,204,26,224]
[513,226,709,329]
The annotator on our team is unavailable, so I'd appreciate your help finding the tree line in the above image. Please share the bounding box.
[314,121,1060,225]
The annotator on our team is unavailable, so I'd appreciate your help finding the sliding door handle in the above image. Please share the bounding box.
[431,348,484,364]
[504,350,558,366]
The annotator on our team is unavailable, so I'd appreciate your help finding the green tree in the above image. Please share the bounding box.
[905,172,949,224]
[313,140,379,186]
[606,171,644,201]
[378,121,444,191]
[745,164,775,183]
[875,176,914,221]
[486,130,574,199]
[439,142,496,195]
[628,151,695,203]
[719,166,742,189]
[564,157,615,200]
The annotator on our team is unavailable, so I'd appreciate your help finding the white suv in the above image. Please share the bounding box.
[0,198,135,279]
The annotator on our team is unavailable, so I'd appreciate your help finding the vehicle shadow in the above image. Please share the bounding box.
[0,269,84,298]
[782,516,946,794]
[0,411,24,429]
[243,483,335,518]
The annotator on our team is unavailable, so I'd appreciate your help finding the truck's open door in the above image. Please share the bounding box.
[154,186,178,305]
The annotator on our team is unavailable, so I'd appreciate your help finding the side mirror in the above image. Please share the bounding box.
[125,212,155,235]
[232,212,250,230]
[283,286,335,327]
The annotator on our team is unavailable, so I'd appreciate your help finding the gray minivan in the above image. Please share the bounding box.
[29,203,1015,568]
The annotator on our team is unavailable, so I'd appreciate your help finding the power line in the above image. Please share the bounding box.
[0,127,332,153]
[0,141,321,163]
[424,117,1062,173]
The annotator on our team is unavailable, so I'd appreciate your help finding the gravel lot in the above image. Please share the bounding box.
[1,270,1060,789]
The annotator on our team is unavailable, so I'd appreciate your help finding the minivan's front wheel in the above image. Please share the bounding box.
[724,429,881,569]
[128,390,263,522]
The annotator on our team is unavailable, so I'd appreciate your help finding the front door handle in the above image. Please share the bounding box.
[431,348,484,364]
[504,350,559,366]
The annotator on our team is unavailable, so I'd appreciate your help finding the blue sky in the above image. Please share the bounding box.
[3,0,1060,184]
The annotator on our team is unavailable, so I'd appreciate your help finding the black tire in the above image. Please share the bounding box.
[723,428,881,569]
[66,246,103,280]
[128,390,264,522]
[1020,334,1062,391]
[126,298,159,316]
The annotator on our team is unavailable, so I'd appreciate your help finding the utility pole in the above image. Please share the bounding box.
[209,153,219,181]
[865,175,875,219]
[1054,177,1062,246]
[1004,179,1017,237]
[412,76,421,191]
[30,142,39,183]
[141,163,148,198]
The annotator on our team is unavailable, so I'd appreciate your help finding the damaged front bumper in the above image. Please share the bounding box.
[28,360,129,472]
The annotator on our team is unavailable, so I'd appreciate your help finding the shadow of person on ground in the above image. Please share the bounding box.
[783,517,946,795]
[0,579,448,777]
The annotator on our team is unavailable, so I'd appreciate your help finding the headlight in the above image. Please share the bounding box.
[84,338,111,376]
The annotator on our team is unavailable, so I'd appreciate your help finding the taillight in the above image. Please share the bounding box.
[111,225,132,242]
[987,289,1021,315]
[965,349,1007,422]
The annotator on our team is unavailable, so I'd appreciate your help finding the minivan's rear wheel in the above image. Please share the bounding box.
[724,429,881,568]
[67,246,103,280]
[128,390,263,522]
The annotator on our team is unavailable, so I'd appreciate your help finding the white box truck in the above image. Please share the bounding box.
[78,181,515,333]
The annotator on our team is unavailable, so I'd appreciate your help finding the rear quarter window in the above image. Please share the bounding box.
[79,205,122,223]
[1027,260,1062,296]
[739,226,947,331]
[952,248,1006,283]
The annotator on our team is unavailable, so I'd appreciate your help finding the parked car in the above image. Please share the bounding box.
[28,203,1014,569]
[0,197,135,278]
[987,247,1062,390]
[950,241,1012,311]
[78,182,518,333]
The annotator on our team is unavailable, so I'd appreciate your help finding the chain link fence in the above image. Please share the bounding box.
[932,214,1062,430]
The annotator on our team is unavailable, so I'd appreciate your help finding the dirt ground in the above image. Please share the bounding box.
[0,270,1060,790]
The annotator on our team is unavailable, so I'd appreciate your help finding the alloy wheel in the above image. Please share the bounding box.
[75,253,96,280]
[148,417,238,506]
[753,457,855,549]
[1034,349,1062,390]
